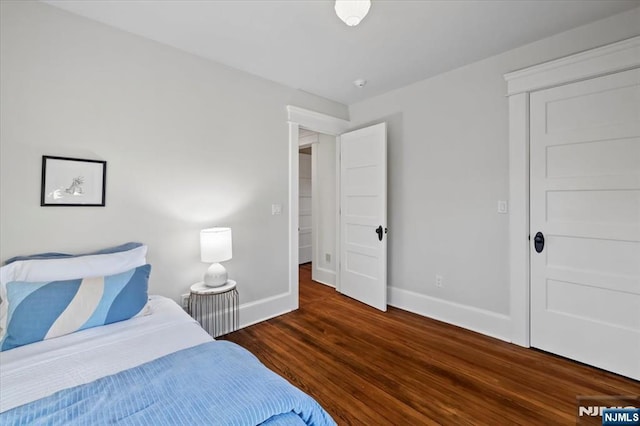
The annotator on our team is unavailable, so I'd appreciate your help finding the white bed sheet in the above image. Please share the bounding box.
[0,295,212,413]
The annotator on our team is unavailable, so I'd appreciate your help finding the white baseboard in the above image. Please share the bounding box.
[312,266,336,287]
[238,292,293,329]
[236,286,512,343]
[388,286,511,342]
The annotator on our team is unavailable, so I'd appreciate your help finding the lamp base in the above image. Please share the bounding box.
[204,263,228,287]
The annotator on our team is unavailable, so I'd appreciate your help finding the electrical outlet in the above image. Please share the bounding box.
[325,253,331,263]
[181,293,190,309]
[435,275,443,288]
[497,200,508,214]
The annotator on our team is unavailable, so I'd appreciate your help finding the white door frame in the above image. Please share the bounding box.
[504,35,640,347]
[286,106,351,310]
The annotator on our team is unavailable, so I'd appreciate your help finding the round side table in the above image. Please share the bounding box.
[188,280,239,338]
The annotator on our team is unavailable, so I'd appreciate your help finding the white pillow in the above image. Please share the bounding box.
[0,245,148,339]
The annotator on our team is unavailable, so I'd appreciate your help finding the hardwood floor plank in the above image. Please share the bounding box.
[222,265,640,425]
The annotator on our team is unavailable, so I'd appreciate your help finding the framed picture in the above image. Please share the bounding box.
[41,156,107,206]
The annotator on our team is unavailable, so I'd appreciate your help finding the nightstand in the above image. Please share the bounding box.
[188,280,239,338]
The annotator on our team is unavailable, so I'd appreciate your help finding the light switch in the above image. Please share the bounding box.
[497,200,508,214]
[272,204,282,215]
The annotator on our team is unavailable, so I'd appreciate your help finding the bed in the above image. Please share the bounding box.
[0,244,335,425]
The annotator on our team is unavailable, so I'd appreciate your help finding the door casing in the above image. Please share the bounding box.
[504,35,640,347]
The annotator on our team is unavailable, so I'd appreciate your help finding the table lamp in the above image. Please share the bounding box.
[200,227,232,287]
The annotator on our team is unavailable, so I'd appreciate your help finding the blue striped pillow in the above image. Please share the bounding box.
[3,242,144,265]
[0,264,151,351]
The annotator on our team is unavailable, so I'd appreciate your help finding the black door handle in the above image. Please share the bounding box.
[534,232,545,253]
[375,225,383,241]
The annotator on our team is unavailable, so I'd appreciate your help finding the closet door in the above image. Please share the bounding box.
[529,68,640,380]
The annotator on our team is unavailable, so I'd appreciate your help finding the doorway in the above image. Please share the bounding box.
[505,37,640,380]
[298,129,338,287]
[298,143,313,266]
[287,106,389,314]
[286,106,350,312]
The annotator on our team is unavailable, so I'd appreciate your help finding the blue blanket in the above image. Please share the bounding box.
[1,341,335,426]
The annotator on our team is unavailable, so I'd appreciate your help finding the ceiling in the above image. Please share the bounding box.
[44,0,639,105]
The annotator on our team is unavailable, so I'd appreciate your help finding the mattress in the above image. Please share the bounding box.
[0,295,212,413]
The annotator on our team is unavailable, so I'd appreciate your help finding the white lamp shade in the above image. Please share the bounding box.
[335,0,371,27]
[200,228,232,263]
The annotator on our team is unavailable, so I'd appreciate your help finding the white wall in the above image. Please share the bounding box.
[0,1,348,316]
[348,7,640,340]
[312,134,336,285]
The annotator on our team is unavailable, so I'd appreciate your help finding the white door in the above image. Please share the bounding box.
[339,123,387,311]
[299,152,312,264]
[530,68,640,380]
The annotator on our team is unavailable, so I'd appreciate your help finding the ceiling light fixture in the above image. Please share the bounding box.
[335,0,371,27]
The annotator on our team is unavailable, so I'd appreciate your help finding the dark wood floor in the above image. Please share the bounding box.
[222,264,640,425]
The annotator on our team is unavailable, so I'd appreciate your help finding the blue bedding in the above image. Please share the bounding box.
[0,341,335,426]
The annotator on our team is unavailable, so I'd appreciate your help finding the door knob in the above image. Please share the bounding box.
[375,225,383,241]
[534,232,545,253]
